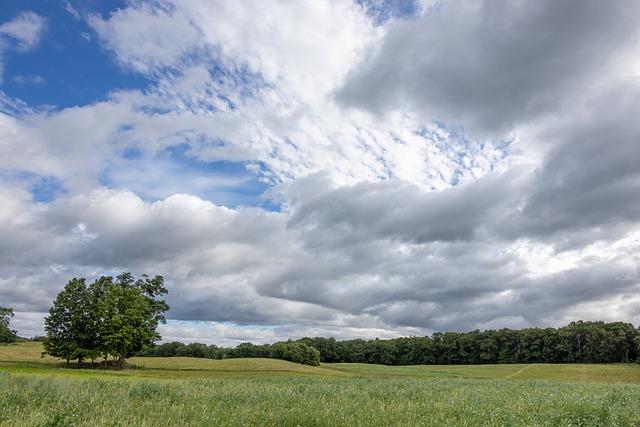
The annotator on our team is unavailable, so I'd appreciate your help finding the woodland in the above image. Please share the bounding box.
[139,320,640,366]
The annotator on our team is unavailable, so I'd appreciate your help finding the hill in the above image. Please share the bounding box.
[3,341,640,383]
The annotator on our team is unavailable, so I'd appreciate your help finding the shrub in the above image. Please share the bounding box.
[270,341,320,366]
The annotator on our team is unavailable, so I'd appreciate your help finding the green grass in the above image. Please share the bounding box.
[3,342,640,426]
[2,372,640,426]
[327,362,640,383]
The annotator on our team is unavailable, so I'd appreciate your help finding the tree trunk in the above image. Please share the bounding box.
[117,355,126,368]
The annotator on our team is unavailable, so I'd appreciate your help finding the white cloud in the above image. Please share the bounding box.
[0,11,46,51]
[89,3,203,74]
[0,11,46,83]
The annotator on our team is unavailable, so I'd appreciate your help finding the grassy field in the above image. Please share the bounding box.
[2,342,640,426]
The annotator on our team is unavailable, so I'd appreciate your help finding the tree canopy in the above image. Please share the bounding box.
[270,341,321,366]
[0,307,18,343]
[140,320,640,366]
[43,273,169,366]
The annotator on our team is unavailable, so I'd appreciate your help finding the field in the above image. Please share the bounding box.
[2,342,640,426]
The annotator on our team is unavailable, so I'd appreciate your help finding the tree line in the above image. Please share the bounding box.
[138,339,321,366]
[140,321,640,365]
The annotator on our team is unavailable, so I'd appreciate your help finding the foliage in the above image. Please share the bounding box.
[43,273,169,366]
[303,321,640,366]
[227,342,272,359]
[270,341,321,366]
[0,307,18,343]
[137,320,640,367]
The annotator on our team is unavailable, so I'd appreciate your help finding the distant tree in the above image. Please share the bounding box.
[136,320,640,366]
[175,342,209,358]
[43,273,169,367]
[477,330,499,364]
[0,307,18,343]
[206,344,223,359]
[336,339,368,363]
[154,341,186,357]
[227,342,272,358]
[365,338,398,365]
[604,322,640,363]
[270,341,320,366]
[402,336,437,365]
[296,337,339,363]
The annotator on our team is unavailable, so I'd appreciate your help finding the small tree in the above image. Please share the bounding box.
[43,273,169,367]
[0,307,18,343]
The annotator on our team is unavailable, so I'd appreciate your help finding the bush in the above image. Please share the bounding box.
[270,341,320,366]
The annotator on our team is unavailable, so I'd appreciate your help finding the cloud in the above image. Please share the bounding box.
[337,0,640,137]
[285,170,522,246]
[497,82,640,251]
[0,11,46,83]
[2,170,639,342]
[88,3,203,74]
[1,1,640,345]
[0,103,137,193]
[0,11,46,51]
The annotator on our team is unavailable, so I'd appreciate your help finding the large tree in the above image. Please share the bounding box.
[43,278,97,363]
[43,273,169,366]
[0,307,18,343]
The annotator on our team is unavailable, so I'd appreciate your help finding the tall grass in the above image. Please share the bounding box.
[3,342,640,426]
[2,371,640,426]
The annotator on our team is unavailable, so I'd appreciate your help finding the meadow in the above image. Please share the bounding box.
[2,342,640,426]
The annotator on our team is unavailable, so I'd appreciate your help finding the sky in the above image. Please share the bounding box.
[1,0,639,347]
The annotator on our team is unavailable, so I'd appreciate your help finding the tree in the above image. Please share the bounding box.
[176,342,210,358]
[296,337,339,363]
[92,273,169,366]
[365,338,398,365]
[270,341,320,366]
[43,278,97,363]
[0,307,18,343]
[43,273,169,367]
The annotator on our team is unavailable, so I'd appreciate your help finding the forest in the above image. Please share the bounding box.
[139,320,640,365]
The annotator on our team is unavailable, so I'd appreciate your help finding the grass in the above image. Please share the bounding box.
[0,342,355,379]
[2,342,640,426]
[327,362,640,383]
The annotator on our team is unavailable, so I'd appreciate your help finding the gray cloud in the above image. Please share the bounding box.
[498,83,640,250]
[2,169,639,341]
[337,0,640,136]
[285,169,523,247]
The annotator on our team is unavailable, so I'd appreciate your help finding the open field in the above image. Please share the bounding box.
[327,362,640,384]
[2,342,640,426]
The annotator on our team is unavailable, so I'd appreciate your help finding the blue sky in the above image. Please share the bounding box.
[2,0,640,346]
[1,0,140,109]
[1,0,270,209]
